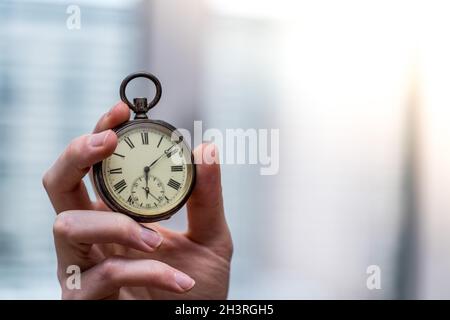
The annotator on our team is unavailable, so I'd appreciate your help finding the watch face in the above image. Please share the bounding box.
[95,120,195,221]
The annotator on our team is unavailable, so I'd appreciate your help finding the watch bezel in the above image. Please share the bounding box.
[93,119,196,223]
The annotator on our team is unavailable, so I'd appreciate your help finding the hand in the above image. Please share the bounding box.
[42,102,233,299]
[144,166,149,199]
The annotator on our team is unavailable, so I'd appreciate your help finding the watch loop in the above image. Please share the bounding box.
[119,72,162,119]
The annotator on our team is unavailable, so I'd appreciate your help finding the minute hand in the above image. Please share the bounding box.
[149,144,176,169]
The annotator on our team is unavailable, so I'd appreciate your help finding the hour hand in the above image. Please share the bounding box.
[144,166,149,187]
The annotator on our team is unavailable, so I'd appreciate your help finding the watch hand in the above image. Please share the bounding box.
[149,144,177,169]
[144,167,150,199]
[142,187,159,202]
[148,191,160,202]
[144,166,149,188]
[142,187,149,199]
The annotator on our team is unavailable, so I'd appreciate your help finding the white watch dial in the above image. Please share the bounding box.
[101,124,194,217]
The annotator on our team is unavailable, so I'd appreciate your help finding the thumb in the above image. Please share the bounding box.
[186,143,230,246]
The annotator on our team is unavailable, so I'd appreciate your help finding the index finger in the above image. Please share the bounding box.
[93,101,130,133]
[43,102,130,213]
[89,101,130,205]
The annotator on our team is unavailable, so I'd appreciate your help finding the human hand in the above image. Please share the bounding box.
[43,102,233,299]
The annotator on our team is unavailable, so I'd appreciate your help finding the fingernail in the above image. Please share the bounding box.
[89,130,110,147]
[140,226,163,249]
[174,271,195,291]
[203,143,218,165]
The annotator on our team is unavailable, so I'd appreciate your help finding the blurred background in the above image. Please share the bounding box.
[0,0,450,299]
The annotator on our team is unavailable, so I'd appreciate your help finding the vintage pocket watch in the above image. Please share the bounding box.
[93,72,195,222]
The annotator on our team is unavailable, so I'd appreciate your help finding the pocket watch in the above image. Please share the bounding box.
[93,72,196,222]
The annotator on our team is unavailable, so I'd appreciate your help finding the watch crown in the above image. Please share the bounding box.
[133,97,149,119]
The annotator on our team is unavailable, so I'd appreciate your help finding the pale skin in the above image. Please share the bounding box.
[42,102,233,299]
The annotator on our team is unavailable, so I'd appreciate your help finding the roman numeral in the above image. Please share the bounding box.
[167,179,181,191]
[141,132,149,145]
[113,179,127,194]
[109,168,122,174]
[113,152,125,158]
[171,165,183,172]
[124,136,135,149]
[127,195,134,204]
[157,136,163,148]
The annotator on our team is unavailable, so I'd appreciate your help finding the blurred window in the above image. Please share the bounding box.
[0,0,142,298]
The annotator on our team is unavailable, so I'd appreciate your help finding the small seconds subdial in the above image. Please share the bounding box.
[130,174,166,209]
